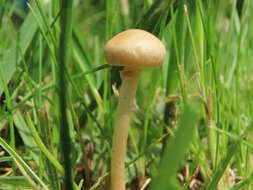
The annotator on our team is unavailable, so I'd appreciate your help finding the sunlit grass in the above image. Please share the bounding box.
[0,0,253,189]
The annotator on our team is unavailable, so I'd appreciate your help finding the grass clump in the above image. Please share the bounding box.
[0,0,253,189]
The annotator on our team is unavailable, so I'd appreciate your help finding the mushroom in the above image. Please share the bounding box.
[104,29,166,190]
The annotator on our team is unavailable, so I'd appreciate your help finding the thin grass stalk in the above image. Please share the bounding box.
[33,0,57,48]
[59,0,74,189]
[27,3,57,66]
[207,144,237,190]
[2,0,33,86]
[228,171,253,190]
[67,92,91,187]
[170,3,187,102]
[39,109,60,190]
[0,176,31,187]
[0,60,16,175]
[25,114,64,174]
[38,34,43,109]
[13,158,40,189]
[0,137,49,190]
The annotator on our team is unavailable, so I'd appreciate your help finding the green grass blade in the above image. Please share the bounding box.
[58,0,74,189]
[0,11,38,95]
[207,144,237,190]
[228,172,253,190]
[0,156,32,162]
[0,176,32,187]
[136,0,174,35]
[25,114,64,174]
[71,64,110,80]
[0,137,49,190]
[0,45,16,173]
[39,109,60,190]
[33,0,57,48]
[150,102,200,190]
[165,0,186,103]
[13,111,39,163]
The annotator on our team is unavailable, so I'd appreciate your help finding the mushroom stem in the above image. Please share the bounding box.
[111,68,141,190]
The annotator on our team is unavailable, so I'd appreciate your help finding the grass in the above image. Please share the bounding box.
[0,0,253,189]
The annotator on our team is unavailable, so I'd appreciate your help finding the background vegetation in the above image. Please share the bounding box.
[0,0,253,189]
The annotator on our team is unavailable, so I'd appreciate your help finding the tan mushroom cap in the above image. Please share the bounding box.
[104,29,166,69]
